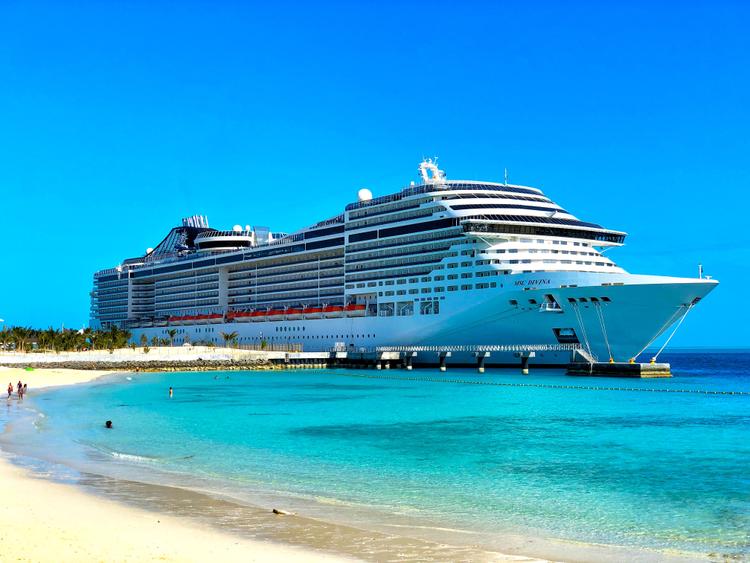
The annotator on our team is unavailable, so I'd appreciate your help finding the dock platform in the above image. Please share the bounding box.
[567,362,671,378]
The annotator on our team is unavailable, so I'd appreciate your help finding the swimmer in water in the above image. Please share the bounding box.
[105,420,113,429]
[169,387,173,398]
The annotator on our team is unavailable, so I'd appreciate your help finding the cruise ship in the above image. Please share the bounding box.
[91,160,717,365]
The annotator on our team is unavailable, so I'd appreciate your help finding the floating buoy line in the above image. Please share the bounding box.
[319,370,750,396]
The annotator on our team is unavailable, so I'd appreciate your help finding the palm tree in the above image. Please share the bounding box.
[139,333,148,348]
[10,326,32,352]
[166,329,177,347]
[38,327,57,352]
[220,331,238,348]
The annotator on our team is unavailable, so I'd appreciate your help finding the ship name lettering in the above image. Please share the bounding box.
[514,279,551,287]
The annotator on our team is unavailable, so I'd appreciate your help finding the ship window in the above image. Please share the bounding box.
[461,273,473,278]
[434,286,444,292]
[397,279,406,285]
[528,299,537,304]
[397,290,406,295]
[408,289,419,295]
[434,275,444,281]
[421,288,431,293]
[448,274,458,280]
[578,297,588,302]
[447,263,458,268]
[461,284,473,290]
[447,285,458,291]
[601,296,611,302]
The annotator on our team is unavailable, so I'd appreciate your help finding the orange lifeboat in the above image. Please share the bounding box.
[267,309,286,321]
[322,305,344,318]
[344,303,366,317]
[302,305,322,319]
[286,307,303,320]
[250,310,268,322]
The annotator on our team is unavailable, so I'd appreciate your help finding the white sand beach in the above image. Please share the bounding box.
[0,366,119,389]
[0,367,350,562]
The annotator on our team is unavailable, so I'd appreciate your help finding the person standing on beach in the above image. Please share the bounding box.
[17,381,22,400]
[22,383,27,396]
[6,383,11,399]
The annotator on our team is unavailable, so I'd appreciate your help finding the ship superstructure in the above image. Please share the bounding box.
[91,160,717,364]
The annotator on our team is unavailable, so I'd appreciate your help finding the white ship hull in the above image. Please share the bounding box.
[131,271,717,365]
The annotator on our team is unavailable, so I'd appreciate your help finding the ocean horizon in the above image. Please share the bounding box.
[2,351,749,561]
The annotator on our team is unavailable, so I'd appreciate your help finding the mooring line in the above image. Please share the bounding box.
[317,370,750,396]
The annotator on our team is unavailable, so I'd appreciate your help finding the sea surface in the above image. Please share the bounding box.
[2,351,749,561]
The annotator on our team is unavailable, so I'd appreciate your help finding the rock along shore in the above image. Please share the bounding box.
[0,346,331,372]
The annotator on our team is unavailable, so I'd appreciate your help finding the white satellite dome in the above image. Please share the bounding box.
[232,224,243,233]
[146,247,154,254]
[357,188,373,202]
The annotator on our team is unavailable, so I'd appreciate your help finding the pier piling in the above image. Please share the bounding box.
[475,351,490,374]
[438,351,451,372]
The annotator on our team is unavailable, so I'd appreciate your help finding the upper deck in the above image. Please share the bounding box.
[94,160,626,282]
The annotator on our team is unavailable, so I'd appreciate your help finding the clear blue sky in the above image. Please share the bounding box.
[1,1,748,347]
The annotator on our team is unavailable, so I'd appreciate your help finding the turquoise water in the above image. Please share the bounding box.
[3,352,750,559]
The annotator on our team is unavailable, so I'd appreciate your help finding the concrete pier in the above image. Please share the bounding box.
[0,344,673,379]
